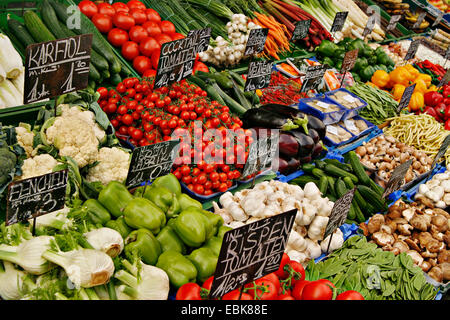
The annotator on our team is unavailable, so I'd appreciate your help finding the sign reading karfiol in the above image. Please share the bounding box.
[6,170,68,226]
[126,140,180,187]
[244,28,269,56]
[244,60,273,92]
[24,34,93,104]
[209,209,297,298]
[382,159,413,198]
[323,188,356,239]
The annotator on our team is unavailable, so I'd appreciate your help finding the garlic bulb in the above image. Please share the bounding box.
[84,228,124,258]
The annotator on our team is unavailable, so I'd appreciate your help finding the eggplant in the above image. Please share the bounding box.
[242,108,298,130]
[307,115,326,140]
[275,156,289,174]
[260,103,305,119]
[276,156,301,175]
[311,142,323,158]
[300,155,312,165]
[287,131,315,158]
[279,133,299,158]
[287,157,301,171]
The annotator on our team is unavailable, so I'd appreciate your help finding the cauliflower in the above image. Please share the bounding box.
[45,105,102,168]
[15,125,34,157]
[21,154,60,179]
[86,147,130,185]
[60,105,106,143]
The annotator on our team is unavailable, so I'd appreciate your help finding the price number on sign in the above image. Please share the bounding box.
[244,28,269,56]
[404,39,421,61]
[300,65,326,93]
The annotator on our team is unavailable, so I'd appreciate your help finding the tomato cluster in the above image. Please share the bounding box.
[97,77,252,195]
[176,253,365,300]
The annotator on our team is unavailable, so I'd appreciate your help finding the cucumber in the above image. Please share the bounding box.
[345,219,358,224]
[229,70,245,87]
[196,71,233,89]
[328,194,337,202]
[119,59,133,77]
[327,176,336,197]
[23,11,56,43]
[357,185,386,212]
[302,163,315,174]
[353,190,366,211]
[41,0,66,40]
[368,178,384,196]
[352,202,366,223]
[213,82,247,115]
[335,178,348,198]
[343,177,355,189]
[101,69,110,79]
[7,19,35,47]
[89,63,101,82]
[318,176,328,195]
[188,75,207,90]
[231,78,251,110]
[50,0,121,74]
[110,73,122,86]
[291,175,319,187]
[324,164,359,184]
[347,203,357,220]
[348,151,371,185]
[324,158,352,172]
[312,168,326,178]
[314,160,327,170]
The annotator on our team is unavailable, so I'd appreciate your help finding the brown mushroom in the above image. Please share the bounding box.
[429,258,438,267]
[428,266,444,283]
[397,223,413,236]
[430,225,444,241]
[431,214,448,233]
[392,240,409,253]
[372,231,395,247]
[406,250,424,265]
[421,249,438,259]
[405,238,421,251]
[367,214,385,234]
[441,262,450,281]
[410,214,430,232]
[437,250,449,264]
[433,208,450,219]
[418,232,441,253]
[402,208,415,221]
[359,223,369,236]
[420,261,432,272]
[415,195,435,209]
[444,231,450,246]
[380,224,393,234]
[384,218,397,234]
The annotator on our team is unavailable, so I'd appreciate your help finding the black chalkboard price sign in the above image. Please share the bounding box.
[244,60,273,92]
[154,37,198,89]
[244,28,269,56]
[126,140,180,187]
[362,13,378,38]
[6,170,68,226]
[340,49,359,74]
[397,83,416,113]
[241,132,279,178]
[413,12,427,29]
[24,34,93,104]
[386,15,402,32]
[431,11,444,28]
[382,159,413,198]
[444,46,450,63]
[330,12,348,33]
[323,188,356,239]
[209,209,297,299]
[438,69,450,87]
[186,27,212,54]
[300,64,327,93]
[291,20,311,42]
[404,39,421,61]
[430,134,450,173]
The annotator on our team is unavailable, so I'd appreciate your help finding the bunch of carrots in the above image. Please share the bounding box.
[250,12,291,60]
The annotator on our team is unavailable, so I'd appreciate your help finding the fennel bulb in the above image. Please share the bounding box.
[0,236,55,275]
[0,34,23,79]
[0,262,26,300]
[29,207,72,231]
[84,228,124,258]
[42,248,114,288]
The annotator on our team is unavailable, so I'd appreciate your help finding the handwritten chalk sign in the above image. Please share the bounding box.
[126,140,180,187]
[404,39,421,61]
[363,13,378,38]
[242,131,279,178]
[244,28,269,56]
[6,170,68,226]
[186,27,212,54]
[291,20,311,41]
[387,15,402,32]
[340,49,359,74]
[324,188,356,239]
[382,159,413,198]
[397,84,416,113]
[154,37,198,89]
[413,12,427,29]
[430,134,450,172]
[438,69,450,87]
[209,209,297,298]
[431,11,444,28]
[331,12,348,33]
[300,64,327,93]
[24,34,93,104]
[244,60,273,92]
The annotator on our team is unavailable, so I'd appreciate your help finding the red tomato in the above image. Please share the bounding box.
[78,0,97,18]
[131,129,143,140]
[113,12,135,30]
[142,21,162,37]
[96,87,108,99]
[122,114,133,126]
[142,69,156,78]
[222,289,252,300]
[280,261,305,284]
[316,279,336,288]
[127,0,146,10]
[112,2,129,13]
[175,283,202,300]
[301,281,333,300]
[151,50,160,69]
[171,33,185,41]
[128,25,148,43]
[336,290,365,300]
[133,56,151,75]
[145,8,161,23]
[261,273,280,294]
[247,279,278,300]
[97,3,115,17]
[129,8,147,25]
[155,33,172,45]
[92,13,113,33]
[278,293,295,300]
[107,28,129,47]
[121,41,140,61]
[139,36,160,57]
[292,280,310,300]
[159,20,176,34]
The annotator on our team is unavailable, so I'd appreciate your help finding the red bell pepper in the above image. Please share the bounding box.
[445,105,450,120]
[434,103,447,121]
[445,119,450,131]
[424,106,440,121]
[424,91,443,107]
[444,97,450,106]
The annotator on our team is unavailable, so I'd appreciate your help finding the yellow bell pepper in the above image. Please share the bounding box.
[404,64,420,80]
[416,73,432,87]
[413,79,428,94]
[391,84,406,101]
[408,92,424,112]
[426,85,438,92]
[389,67,411,86]
[371,70,390,88]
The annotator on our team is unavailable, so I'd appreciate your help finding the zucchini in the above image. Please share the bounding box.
[314,160,327,170]
[353,202,366,223]
[229,70,245,87]
[196,71,233,90]
[50,0,121,74]
[7,19,35,47]
[23,11,56,43]
[327,194,337,202]
[291,175,319,187]
[41,0,66,40]
[348,151,371,185]
[302,163,315,174]
[101,69,110,79]
[343,177,355,189]
[188,75,207,89]
[324,158,352,172]
[119,59,133,77]
[335,178,348,198]
[89,63,101,82]
[205,82,226,105]
[356,185,386,212]
[318,176,328,195]
[353,190,366,212]
[312,168,326,179]
[324,164,358,184]
[213,82,247,115]
[345,219,358,224]
[231,78,251,110]
[327,176,336,197]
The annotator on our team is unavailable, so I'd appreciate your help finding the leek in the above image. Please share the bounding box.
[0,34,23,80]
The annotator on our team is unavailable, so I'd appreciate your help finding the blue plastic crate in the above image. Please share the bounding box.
[325,88,367,120]
[181,181,238,201]
[330,127,383,154]
[402,165,446,203]
[297,96,346,125]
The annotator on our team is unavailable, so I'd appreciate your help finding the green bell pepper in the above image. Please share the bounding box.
[82,199,111,225]
[217,225,232,238]
[124,229,161,265]
[156,250,197,288]
[360,65,376,82]
[138,185,181,218]
[187,247,218,283]
[177,193,202,211]
[361,45,373,58]
[367,55,378,65]
[349,39,365,52]
[98,181,133,218]
[374,46,385,56]
[156,225,187,254]
[203,236,222,256]
[322,57,334,68]
[151,174,181,196]
[105,216,132,239]
[123,198,166,234]
[352,73,361,82]
[376,52,394,67]
[201,209,223,239]
[173,207,211,248]
[353,57,368,73]
[316,39,338,57]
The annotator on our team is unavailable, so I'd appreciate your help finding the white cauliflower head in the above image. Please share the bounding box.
[21,154,60,179]
[86,147,130,185]
[15,125,35,157]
